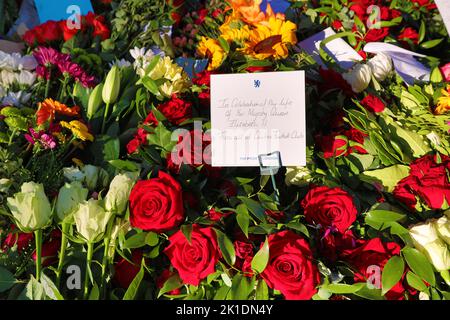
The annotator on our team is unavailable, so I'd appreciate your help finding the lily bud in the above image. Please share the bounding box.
[87,83,104,119]
[102,65,121,105]
[342,63,372,93]
[7,182,52,232]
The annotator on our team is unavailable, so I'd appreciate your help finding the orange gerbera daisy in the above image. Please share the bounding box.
[230,0,285,26]
[36,98,80,125]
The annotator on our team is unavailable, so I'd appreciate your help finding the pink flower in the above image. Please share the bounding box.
[25,128,57,149]
[441,63,450,82]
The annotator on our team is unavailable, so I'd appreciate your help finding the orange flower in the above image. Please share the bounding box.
[230,0,284,25]
[36,99,80,125]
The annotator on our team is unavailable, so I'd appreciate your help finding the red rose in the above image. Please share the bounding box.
[129,171,185,233]
[398,27,419,45]
[113,250,143,289]
[207,208,233,222]
[361,94,386,113]
[331,20,343,30]
[318,229,356,262]
[2,226,33,252]
[126,128,148,154]
[301,186,358,233]
[156,269,182,295]
[32,230,61,266]
[341,238,410,300]
[157,95,192,125]
[245,65,273,73]
[317,134,348,159]
[393,154,450,210]
[164,225,220,286]
[234,241,253,260]
[364,27,389,43]
[411,0,437,10]
[265,210,286,223]
[318,68,353,96]
[92,17,110,40]
[260,230,320,300]
[22,30,40,47]
[39,21,63,43]
[59,20,80,42]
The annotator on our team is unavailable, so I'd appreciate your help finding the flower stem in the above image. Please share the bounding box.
[44,69,52,98]
[56,223,70,288]
[8,128,17,146]
[101,102,111,134]
[59,75,69,102]
[100,214,115,298]
[34,229,43,282]
[83,242,94,300]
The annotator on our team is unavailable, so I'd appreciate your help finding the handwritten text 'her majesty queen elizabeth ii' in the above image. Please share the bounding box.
[217,97,303,139]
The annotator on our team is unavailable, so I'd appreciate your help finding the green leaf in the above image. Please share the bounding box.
[360,165,410,192]
[181,224,193,243]
[215,229,236,266]
[108,160,140,172]
[231,274,253,300]
[418,20,425,43]
[20,276,44,300]
[0,266,16,293]
[255,280,269,300]
[324,283,366,294]
[123,266,144,300]
[88,282,100,300]
[238,197,266,222]
[420,38,444,49]
[158,273,183,298]
[366,210,406,223]
[286,221,310,237]
[406,271,428,292]
[236,204,250,238]
[123,232,147,249]
[382,255,405,295]
[213,285,231,300]
[141,76,160,96]
[354,286,385,300]
[145,232,159,247]
[41,274,64,300]
[402,247,435,286]
[430,67,443,83]
[251,238,270,274]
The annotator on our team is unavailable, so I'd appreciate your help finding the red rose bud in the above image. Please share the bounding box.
[398,27,419,45]
[2,226,33,252]
[361,94,386,113]
[164,225,220,286]
[32,230,61,266]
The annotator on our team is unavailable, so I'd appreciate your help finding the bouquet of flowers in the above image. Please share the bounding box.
[0,0,449,301]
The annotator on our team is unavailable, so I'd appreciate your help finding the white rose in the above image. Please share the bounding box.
[285,167,312,187]
[7,182,52,232]
[63,166,85,182]
[434,215,450,246]
[74,199,112,243]
[409,222,450,271]
[342,63,372,93]
[367,52,393,81]
[104,172,138,214]
[82,165,100,191]
[56,181,88,223]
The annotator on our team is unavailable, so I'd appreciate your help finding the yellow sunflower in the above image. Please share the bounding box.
[61,120,94,142]
[197,37,226,71]
[240,17,297,60]
[435,85,450,114]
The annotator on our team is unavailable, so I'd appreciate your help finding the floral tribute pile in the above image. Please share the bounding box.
[0,0,449,300]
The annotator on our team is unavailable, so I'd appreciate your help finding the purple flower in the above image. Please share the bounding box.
[24,128,57,150]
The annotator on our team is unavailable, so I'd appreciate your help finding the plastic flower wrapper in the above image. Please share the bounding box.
[7,182,52,232]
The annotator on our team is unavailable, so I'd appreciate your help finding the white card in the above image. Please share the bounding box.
[298,27,362,70]
[435,0,450,35]
[210,71,306,167]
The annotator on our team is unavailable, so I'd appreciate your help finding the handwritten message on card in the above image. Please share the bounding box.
[210,71,306,167]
